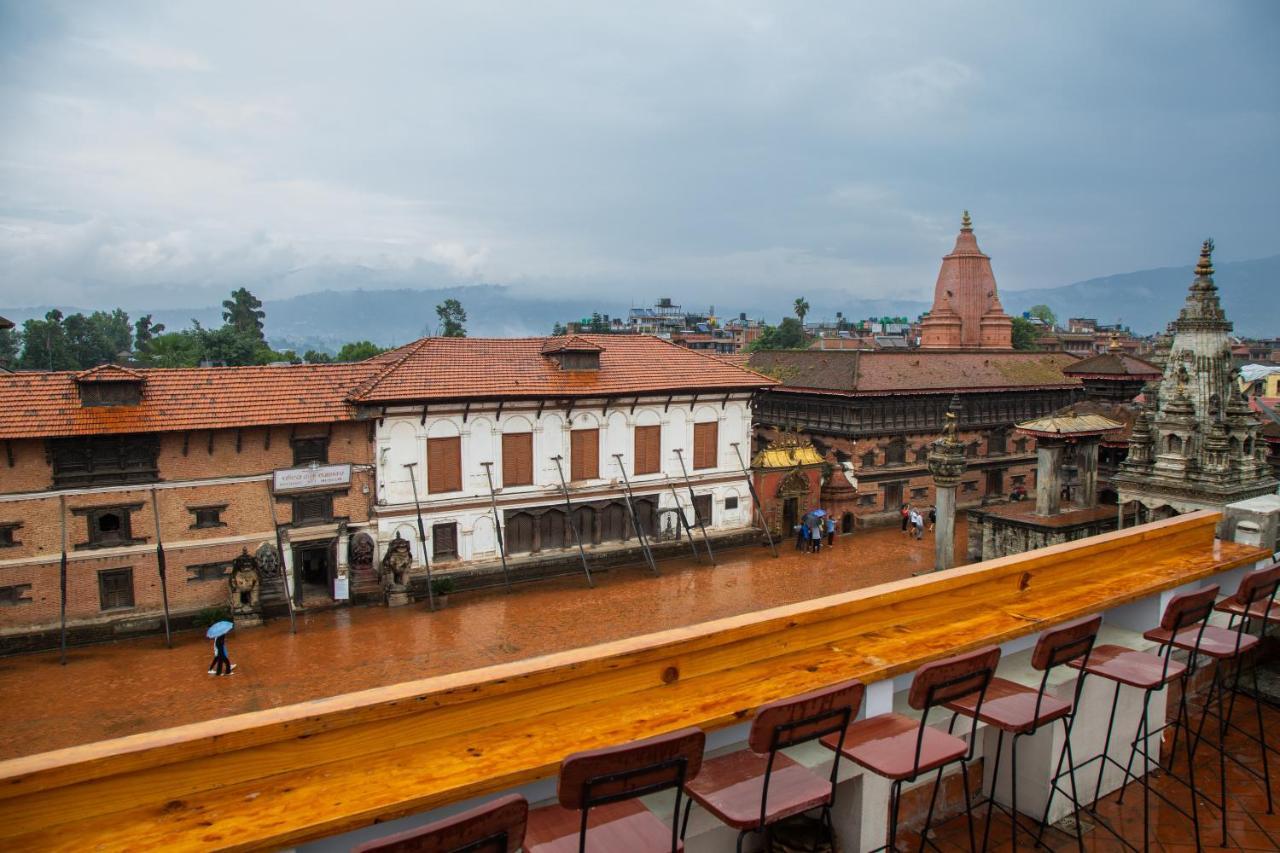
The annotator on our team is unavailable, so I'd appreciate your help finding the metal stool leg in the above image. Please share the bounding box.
[1095,681,1124,804]
[887,779,902,853]
[919,766,945,853]
[981,730,1004,853]
[960,760,977,853]
[1254,662,1275,813]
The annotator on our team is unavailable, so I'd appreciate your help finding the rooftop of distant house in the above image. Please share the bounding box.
[748,348,1081,396]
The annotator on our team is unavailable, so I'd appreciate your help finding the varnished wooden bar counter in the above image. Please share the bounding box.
[0,511,1267,852]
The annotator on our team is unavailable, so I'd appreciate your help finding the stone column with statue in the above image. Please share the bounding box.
[228,548,264,627]
[926,403,968,572]
[379,533,414,607]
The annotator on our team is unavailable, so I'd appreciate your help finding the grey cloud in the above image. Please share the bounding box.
[0,1,1277,318]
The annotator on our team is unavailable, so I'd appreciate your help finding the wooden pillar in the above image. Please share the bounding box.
[1078,437,1100,508]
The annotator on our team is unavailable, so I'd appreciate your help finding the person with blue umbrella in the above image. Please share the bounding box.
[207,620,236,676]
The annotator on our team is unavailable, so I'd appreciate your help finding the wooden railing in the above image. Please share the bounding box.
[0,511,1266,852]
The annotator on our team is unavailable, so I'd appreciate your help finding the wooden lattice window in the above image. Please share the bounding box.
[0,523,20,548]
[433,523,458,560]
[693,422,718,469]
[98,568,135,610]
[502,432,533,486]
[186,562,232,583]
[51,434,158,489]
[570,429,600,481]
[74,504,144,550]
[188,505,227,529]
[634,425,661,475]
[292,494,333,524]
[0,584,32,606]
[292,437,329,465]
[427,436,462,493]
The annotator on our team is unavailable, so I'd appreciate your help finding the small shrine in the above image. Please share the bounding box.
[751,429,857,538]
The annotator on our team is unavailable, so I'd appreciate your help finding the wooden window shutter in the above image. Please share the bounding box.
[570,429,599,481]
[427,436,462,494]
[693,422,718,469]
[634,425,661,475]
[501,433,534,486]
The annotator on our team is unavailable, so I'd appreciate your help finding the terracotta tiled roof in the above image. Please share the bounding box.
[75,363,145,383]
[0,363,378,440]
[1062,351,1161,380]
[1015,411,1124,438]
[747,350,1081,395]
[540,335,604,354]
[351,335,775,404]
[1050,399,1143,446]
[712,353,752,368]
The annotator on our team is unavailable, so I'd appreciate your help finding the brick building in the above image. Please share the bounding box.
[0,335,774,647]
[0,362,377,649]
[749,349,1081,524]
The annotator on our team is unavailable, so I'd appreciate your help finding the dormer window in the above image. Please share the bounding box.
[542,336,603,371]
[76,364,145,407]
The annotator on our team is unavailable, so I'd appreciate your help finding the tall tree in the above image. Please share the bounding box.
[793,297,810,324]
[335,340,386,362]
[134,314,166,353]
[0,325,20,370]
[1028,304,1057,328]
[749,317,808,351]
[435,298,467,337]
[19,310,76,371]
[222,288,266,340]
[1010,316,1039,350]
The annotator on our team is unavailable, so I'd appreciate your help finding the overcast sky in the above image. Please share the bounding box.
[1,1,1277,315]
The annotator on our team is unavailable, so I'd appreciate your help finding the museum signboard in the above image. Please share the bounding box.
[272,463,352,494]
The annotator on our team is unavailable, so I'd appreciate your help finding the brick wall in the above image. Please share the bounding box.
[0,421,374,636]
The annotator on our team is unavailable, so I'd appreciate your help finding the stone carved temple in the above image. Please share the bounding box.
[919,211,1014,350]
[1113,240,1277,518]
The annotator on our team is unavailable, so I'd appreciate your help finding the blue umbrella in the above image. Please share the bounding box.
[807,509,827,518]
[206,620,234,639]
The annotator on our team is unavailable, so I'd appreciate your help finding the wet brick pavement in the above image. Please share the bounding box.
[0,520,963,759]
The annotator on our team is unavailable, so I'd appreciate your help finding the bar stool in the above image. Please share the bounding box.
[353,792,528,853]
[820,645,1001,852]
[680,679,864,852]
[1069,586,1217,853]
[1215,561,1280,631]
[525,727,705,853]
[943,615,1101,852]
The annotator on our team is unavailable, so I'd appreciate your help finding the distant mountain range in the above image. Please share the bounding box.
[3,255,1276,352]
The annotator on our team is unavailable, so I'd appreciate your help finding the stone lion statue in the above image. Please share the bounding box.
[228,548,261,614]
[380,533,414,588]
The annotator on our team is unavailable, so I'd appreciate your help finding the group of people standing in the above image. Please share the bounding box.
[793,512,837,553]
[900,503,936,540]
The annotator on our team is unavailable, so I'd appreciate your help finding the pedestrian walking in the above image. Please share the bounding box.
[900,503,910,534]
[795,523,806,551]
[809,517,823,553]
[909,508,924,540]
[825,514,836,546]
[928,505,937,533]
[208,632,235,676]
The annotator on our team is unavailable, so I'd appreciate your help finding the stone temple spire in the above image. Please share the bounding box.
[920,211,1012,350]
[1113,238,1275,515]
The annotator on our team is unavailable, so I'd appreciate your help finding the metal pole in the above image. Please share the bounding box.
[665,477,702,561]
[551,456,594,587]
[731,442,777,558]
[59,494,68,666]
[479,462,512,591]
[404,462,435,611]
[612,454,659,576]
[673,448,716,564]
[149,488,172,649]
[264,481,296,634]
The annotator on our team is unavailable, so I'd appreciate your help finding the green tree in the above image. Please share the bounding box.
[335,340,387,362]
[19,310,76,371]
[793,297,810,324]
[749,317,808,351]
[140,330,204,367]
[435,298,467,337]
[1011,316,1039,350]
[134,314,166,353]
[551,322,568,336]
[0,325,20,370]
[222,287,266,340]
[304,349,333,364]
[1028,304,1057,328]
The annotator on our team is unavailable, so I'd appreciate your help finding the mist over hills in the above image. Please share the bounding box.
[3,255,1276,353]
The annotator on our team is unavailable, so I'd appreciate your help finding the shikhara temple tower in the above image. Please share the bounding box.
[1114,239,1276,516]
[919,211,1013,350]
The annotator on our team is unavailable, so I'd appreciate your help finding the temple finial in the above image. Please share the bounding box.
[1196,238,1215,277]
[960,210,972,231]
[1108,332,1121,352]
